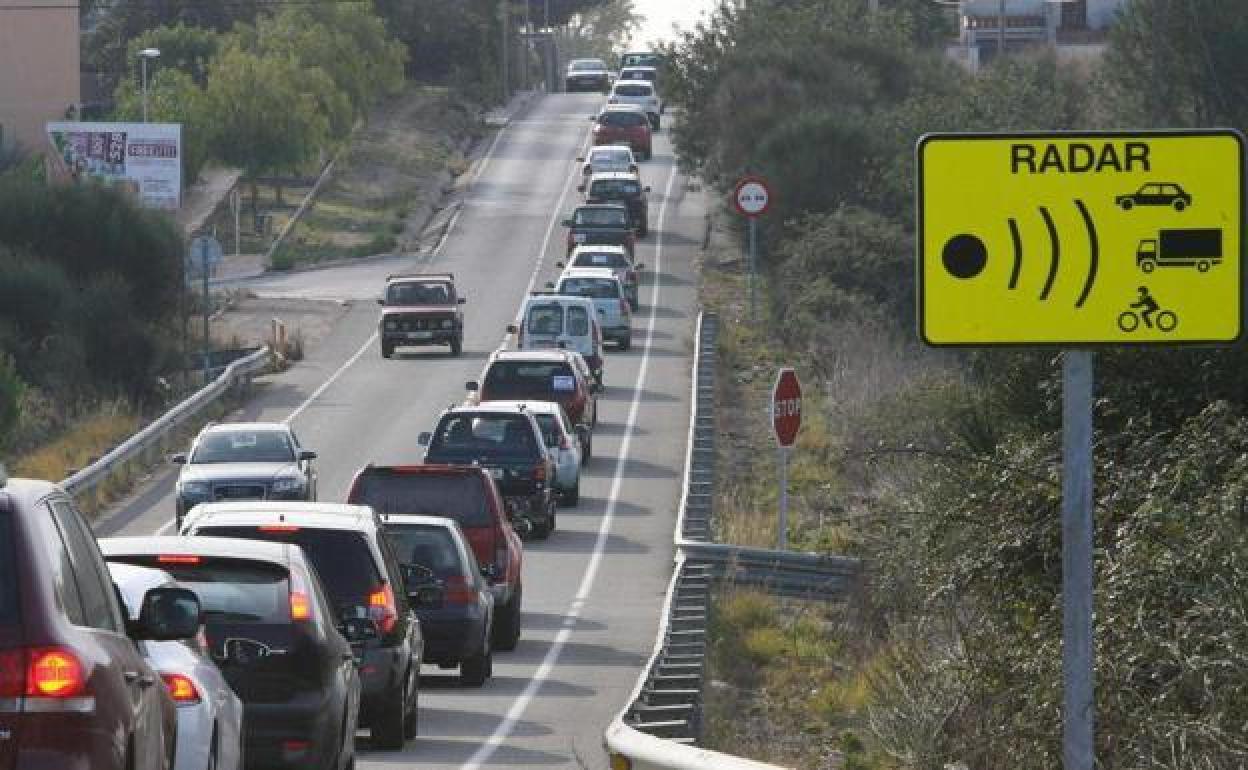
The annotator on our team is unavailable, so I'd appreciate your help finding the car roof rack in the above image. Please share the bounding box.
[386,271,455,282]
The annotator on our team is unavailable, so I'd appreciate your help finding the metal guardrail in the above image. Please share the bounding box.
[605,310,861,769]
[61,347,273,506]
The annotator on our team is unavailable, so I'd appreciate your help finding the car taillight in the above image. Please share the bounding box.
[260,524,300,533]
[0,649,24,697]
[445,576,476,606]
[368,584,399,634]
[27,647,86,698]
[158,554,201,564]
[289,591,312,621]
[533,465,546,482]
[161,673,201,705]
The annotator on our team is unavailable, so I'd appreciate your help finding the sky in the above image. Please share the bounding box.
[628,0,722,48]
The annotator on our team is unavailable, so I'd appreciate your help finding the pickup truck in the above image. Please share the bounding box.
[563,203,636,258]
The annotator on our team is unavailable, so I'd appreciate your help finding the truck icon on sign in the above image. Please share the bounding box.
[1136,228,1222,273]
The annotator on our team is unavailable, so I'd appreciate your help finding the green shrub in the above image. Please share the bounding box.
[0,353,22,450]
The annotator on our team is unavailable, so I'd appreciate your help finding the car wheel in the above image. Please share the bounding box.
[381,341,394,359]
[565,479,580,506]
[618,334,632,352]
[630,297,640,312]
[450,335,463,356]
[1174,199,1187,211]
[533,513,552,540]
[1120,200,1133,210]
[493,586,522,651]
[582,435,592,464]
[371,680,407,750]
[460,643,492,686]
[205,728,218,770]
[402,673,419,739]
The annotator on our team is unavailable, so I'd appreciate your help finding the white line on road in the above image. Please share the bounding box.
[460,148,682,770]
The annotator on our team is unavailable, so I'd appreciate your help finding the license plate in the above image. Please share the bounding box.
[406,331,433,340]
[489,468,504,480]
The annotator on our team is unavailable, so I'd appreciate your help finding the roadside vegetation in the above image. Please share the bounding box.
[674,0,1248,766]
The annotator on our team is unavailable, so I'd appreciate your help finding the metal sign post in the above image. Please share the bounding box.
[733,177,771,323]
[189,235,223,382]
[1062,350,1094,770]
[770,368,802,550]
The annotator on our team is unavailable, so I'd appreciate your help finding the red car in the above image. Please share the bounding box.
[346,464,525,651]
[0,472,201,770]
[469,349,599,430]
[591,106,653,161]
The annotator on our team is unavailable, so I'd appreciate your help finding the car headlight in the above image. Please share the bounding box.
[272,477,306,494]
[180,481,211,498]
[384,320,398,331]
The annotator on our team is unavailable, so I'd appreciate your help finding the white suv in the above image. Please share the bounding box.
[607,80,661,130]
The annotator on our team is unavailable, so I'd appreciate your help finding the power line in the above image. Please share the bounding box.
[1,0,373,10]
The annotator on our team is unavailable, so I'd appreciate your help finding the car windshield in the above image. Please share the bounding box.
[570,59,605,71]
[526,304,564,335]
[192,430,294,463]
[567,306,591,335]
[561,277,621,299]
[533,414,564,447]
[351,472,490,526]
[574,251,629,269]
[386,281,450,305]
[0,512,16,624]
[621,69,655,81]
[198,526,381,610]
[599,111,645,127]
[590,148,631,165]
[590,179,641,198]
[386,524,464,577]
[574,208,628,227]
[149,557,290,624]
[430,413,543,456]
[484,361,578,397]
[615,84,651,97]
[622,53,659,67]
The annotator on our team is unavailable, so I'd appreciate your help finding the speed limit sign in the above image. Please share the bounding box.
[733,176,771,218]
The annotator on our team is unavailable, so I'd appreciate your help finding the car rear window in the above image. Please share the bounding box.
[570,59,604,71]
[567,306,591,335]
[599,111,645,127]
[574,251,629,269]
[351,472,490,527]
[386,281,450,305]
[145,557,290,624]
[485,361,577,397]
[561,277,621,299]
[0,512,16,624]
[386,524,464,577]
[431,413,543,457]
[526,304,563,335]
[574,208,628,227]
[615,84,652,97]
[590,180,641,197]
[197,527,381,609]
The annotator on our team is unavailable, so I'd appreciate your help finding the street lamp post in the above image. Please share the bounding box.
[138,47,161,122]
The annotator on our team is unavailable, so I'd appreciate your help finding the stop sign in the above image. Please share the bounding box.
[771,368,802,448]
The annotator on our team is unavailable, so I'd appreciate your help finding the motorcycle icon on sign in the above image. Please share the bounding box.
[1118,287,1178,333]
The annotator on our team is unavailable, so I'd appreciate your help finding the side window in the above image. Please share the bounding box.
[304,567,333,642]
[375,533,409,612]
[35,503,86,626]
[50,500,123,633]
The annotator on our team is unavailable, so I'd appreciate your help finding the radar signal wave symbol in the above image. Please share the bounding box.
[942,199,1099,309]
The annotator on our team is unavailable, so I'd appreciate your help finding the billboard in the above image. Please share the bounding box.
[45,121,182,210]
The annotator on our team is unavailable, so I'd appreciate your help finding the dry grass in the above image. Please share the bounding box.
[13,405,139,482]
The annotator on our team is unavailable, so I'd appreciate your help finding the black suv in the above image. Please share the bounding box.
[419,405,558,539]
[580,172,650,237]
[1,473,201,770]
[181,502,423,750]
[101,535,362,770]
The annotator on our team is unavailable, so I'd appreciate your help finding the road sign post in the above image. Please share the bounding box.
[734,177,771,322]
[189,234,223,382]
[917,129,1244,770]
[771,368,802,550]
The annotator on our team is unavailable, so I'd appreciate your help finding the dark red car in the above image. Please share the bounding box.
[469,350,599,430]
[0,473,201,770]
[346,464,525,650]
[590,106,653,161]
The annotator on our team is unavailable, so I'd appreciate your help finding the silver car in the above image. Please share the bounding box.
[559,245,643,311]
[485,400,586,505]
[551,267,633,350]
[107,561,244,770]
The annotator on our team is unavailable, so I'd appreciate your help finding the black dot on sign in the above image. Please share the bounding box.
[942,234,987,280]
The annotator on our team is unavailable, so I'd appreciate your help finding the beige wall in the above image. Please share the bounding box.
[0,0,80,151]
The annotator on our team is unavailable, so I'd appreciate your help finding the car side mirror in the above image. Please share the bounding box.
[562,219,574,227]
[577,185,586,193]
[644,186,651,192]
[465,380,479,392]
[479,563,500,581]
[506,323,518,333]
[630,164,638,173]
[588,115,596,121]
[635,263,645,271]
[408,579,444,608]
[545,282,555,289]
[131,586,201,641]
[298,449,317,461]
[338,615,379,644]
[376,297,384,305]
[576,156,585,162]
[592,383,604,394]
[418,431,432,446]
[400,562,434,590]
[555,261,566,268]
[171,452,187,465]
[458,297,466,304]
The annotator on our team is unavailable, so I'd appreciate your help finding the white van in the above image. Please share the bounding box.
[509,294,605,384]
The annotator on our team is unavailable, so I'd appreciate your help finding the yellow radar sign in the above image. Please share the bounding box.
[917,130,1244,346]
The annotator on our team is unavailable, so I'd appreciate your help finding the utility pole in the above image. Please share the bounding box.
[998,0,1006,58]
[500,0,510,104]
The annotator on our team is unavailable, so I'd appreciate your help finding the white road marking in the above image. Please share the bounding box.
[460,149,681,770]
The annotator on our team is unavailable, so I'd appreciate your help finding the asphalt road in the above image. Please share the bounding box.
[99,92,705,769]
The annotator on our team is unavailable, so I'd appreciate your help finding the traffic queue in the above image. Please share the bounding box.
[0,53,663,770]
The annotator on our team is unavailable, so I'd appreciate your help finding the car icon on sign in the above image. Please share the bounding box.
[1116,182,1192,211]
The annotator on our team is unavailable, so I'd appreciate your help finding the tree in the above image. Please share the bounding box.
[203,44,330,212]
[125,23,221,85]
[111,68,211,183]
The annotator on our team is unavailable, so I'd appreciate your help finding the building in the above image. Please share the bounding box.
[952,0,1126,69]
[0,0,81,151]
